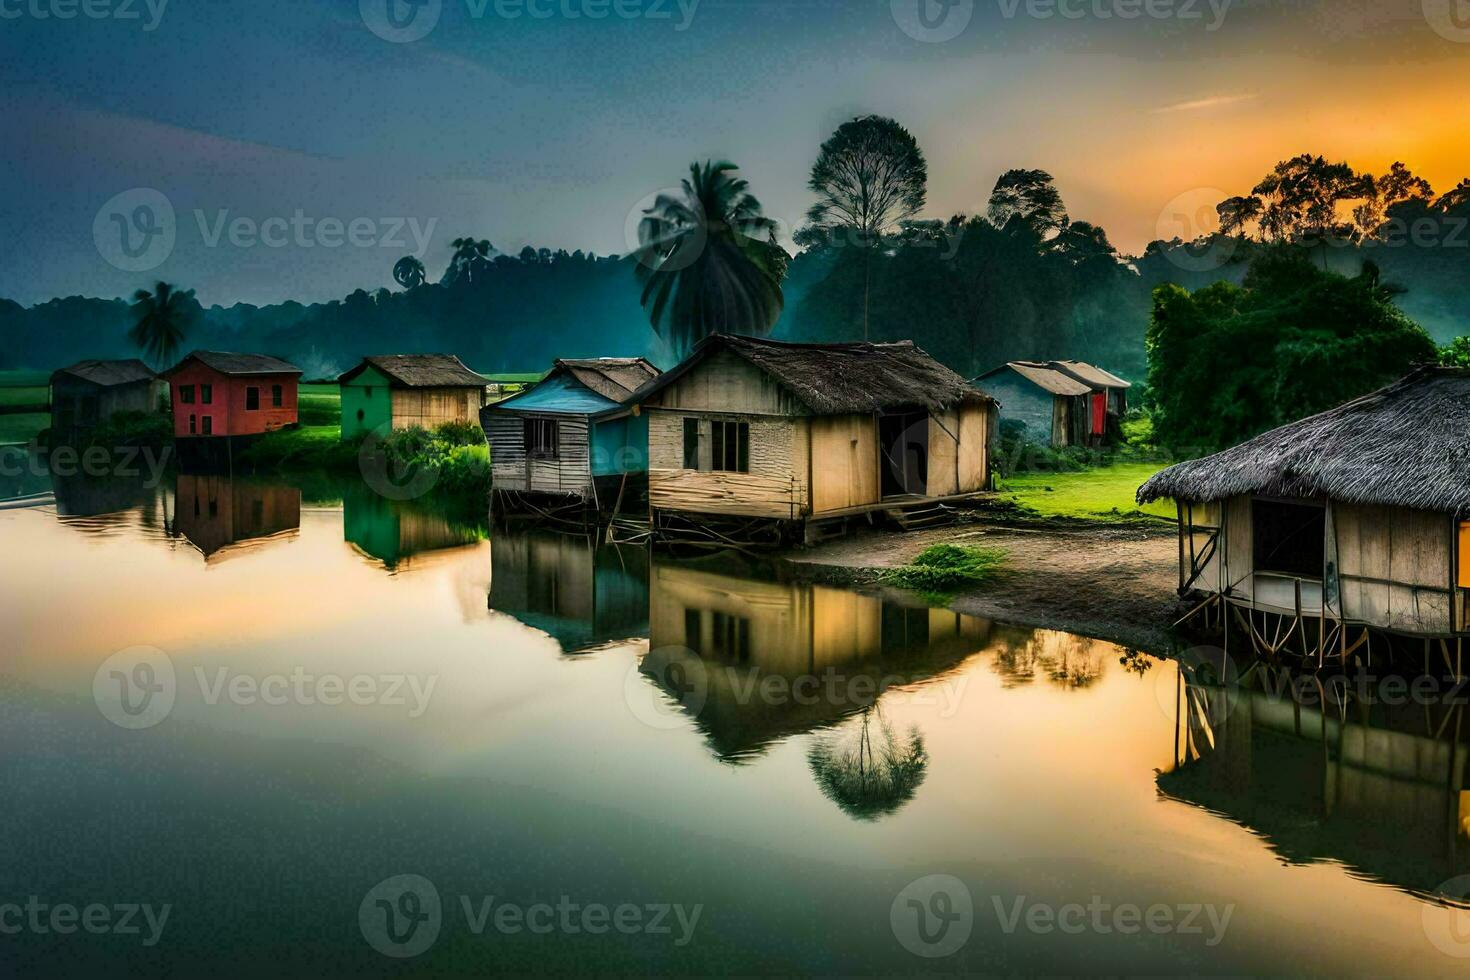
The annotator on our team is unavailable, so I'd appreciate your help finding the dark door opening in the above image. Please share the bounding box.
[1252,498,1326,578]
[878,409,928,498]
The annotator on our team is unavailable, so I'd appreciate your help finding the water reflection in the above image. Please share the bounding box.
[807,706,928,821]
[642,551,991,766]
[1160,660,1470,899]
[173,474,301,562]
[488,529,649,653]
[343,484,484,572]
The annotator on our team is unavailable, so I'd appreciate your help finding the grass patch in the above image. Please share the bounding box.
[480,372,545,384]
[298,383,341,426]
[0,370,51,387]
[998,462,1174,522]
[881,544,1008,602]
[0,385,49,410]
[0,413,49,445]
[240,424,359,469]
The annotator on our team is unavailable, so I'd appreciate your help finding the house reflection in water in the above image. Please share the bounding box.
[48,472,163,534]
[343,487,484,572]
[642,552,991,763]
[1159,663,1470,899]
[173,474,300,562]
[488,530,649,653]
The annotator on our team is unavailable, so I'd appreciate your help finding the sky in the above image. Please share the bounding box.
[2,0,1468,306]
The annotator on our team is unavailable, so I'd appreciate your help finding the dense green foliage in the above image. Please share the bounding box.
[1145,250,1436,452]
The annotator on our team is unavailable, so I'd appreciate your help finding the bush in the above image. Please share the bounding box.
[881,544,1008,600]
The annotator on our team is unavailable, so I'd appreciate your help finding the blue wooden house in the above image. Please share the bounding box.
[481,357,660,515]
[974,360,1130,448]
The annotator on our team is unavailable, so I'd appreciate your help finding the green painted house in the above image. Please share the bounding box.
[338,354,488,440]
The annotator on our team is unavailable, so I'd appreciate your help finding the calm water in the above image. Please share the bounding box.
[3,472,1470,976]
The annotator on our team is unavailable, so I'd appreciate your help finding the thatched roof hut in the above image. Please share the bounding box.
[1141,367,1470,641]
[1139,367,1470,517]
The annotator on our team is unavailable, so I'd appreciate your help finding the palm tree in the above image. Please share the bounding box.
[128,282,196,369]
[392,255,426,289]
[633,160,785,357]
[445,237,493,285]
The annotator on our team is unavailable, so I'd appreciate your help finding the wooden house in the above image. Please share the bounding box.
[49,359,165,435]
[632,336,995,540]
[974,359,1130,447]
[337,354,488,440]
[481,357,660,514]
[342,485,484,572]
[164,351,301,440]
[1138,368,1470,646]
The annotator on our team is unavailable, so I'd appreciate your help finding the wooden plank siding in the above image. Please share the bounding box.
[487,413,594,498]
[648,410,806,518]
[390,387,483,430]
[810,414,879,513]
[1337,503,1453,634]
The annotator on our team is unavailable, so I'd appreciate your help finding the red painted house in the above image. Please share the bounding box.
[165,351,302,439]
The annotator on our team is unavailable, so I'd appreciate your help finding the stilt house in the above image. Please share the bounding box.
[1137,367,1470,639]
[631,336,996,537]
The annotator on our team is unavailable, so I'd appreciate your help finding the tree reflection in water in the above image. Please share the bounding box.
[990,627,1110,689]
[807,706,928,821]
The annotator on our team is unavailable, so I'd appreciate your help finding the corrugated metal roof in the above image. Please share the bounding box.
[1050,360,1131,390]
[487,373,621,416]
[52,359,158,386]
[980,361,1091,396]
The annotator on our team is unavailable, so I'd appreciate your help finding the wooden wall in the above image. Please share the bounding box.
[647,349,808,415]
[486,412,593,498]
[1336,503,1453,634]
[924,402,990,498]
[390,387,483,430]
[810,413,879,513]
[647,410,807,518]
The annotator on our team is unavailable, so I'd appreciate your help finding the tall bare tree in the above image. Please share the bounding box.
[805,115,927,339]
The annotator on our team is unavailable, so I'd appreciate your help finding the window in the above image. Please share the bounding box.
[683,418,700,469]
[1252,498,1325,578]
[710,420,749,473]
[201,384,212,405]
[179,385,195,404]
[525,417,559,460]
[245,387,260,411]
[684,608,702,653]
[188,414,196,434]
[711,611,751,661]
[272,384,283,407]
[202,415,213,435]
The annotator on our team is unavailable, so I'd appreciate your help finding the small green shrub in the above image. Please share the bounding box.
[881,544,1008,599]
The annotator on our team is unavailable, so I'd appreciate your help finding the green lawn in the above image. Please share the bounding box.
[480,372,545,384]
[997,461,1175,521]
[0,370,51,387]
[298,383,341,426]
[0,386,48,410]
[0,413,49,445]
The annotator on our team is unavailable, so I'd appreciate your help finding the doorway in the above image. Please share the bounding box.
[878,409,928,498]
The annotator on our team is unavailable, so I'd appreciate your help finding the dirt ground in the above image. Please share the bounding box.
[779,516,1184,652]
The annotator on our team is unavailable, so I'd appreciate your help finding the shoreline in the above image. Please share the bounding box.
[773,514,1184,653]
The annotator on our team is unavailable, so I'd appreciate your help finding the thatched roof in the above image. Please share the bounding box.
[1137,367,1470,515]
[554,357,659,403]
[340,354,486,388]
[635,335,992,415]
[978,361,1092,396]
[52,359,158,386]
[168,351,301,376]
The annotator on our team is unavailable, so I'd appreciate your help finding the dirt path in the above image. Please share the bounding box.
[779,517,1183,652]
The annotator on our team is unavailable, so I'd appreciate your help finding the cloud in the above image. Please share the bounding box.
[1151,93,1260,114]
